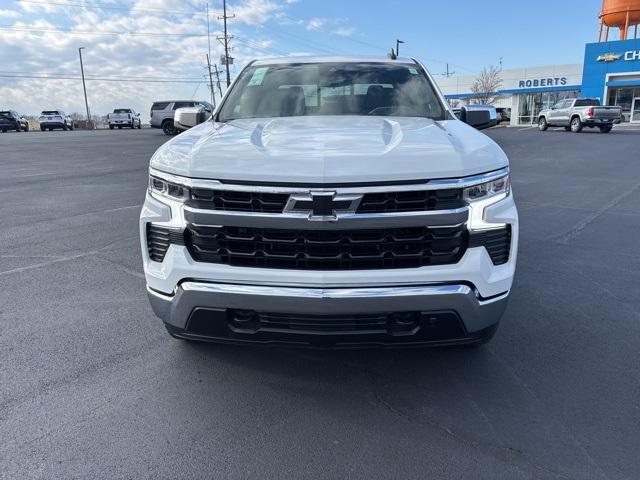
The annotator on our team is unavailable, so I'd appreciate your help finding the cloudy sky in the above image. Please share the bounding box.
[0,0,602,120]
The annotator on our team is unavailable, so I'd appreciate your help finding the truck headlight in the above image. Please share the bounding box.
[148,175,190,201]
[464,173,510,231]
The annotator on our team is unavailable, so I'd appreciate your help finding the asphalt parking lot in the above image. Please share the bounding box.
[1,126,639,479]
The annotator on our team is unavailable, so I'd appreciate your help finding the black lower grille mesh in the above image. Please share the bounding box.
[185,225,467,270]
[469,226,512,265]
[146,224,184,262]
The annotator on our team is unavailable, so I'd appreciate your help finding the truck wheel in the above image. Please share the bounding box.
[109,125,114,130]
[162,120,176,135]
[600,126,613,133]
[538,117,548,131]
[570,117,583,133]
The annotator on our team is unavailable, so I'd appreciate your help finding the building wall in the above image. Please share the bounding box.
[581,38,640,101]
[437,64,583,99]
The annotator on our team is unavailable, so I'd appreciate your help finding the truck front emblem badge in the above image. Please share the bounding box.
[284,192,363,220]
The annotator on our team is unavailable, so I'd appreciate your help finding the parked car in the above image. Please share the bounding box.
[150,100,213,135]
[538,98,622,133]
[496,107,511,123]
[141,56,518,348]
[38,110,73,131]
[0,110,29,132]
[108,108,142,129]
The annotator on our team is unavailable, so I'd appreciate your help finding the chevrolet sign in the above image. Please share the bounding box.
[596,50,640,62]
[597,53,622,62]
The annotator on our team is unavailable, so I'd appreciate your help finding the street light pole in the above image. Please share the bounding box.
[78,47,92,129]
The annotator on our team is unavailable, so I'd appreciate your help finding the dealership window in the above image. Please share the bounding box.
[607,87,640,122]
[516,90,580,125]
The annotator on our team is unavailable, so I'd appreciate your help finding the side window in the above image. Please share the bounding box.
[173,102,194,110]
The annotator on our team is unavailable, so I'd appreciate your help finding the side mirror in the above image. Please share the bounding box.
[174,106,208,131]
[457,105,497,130]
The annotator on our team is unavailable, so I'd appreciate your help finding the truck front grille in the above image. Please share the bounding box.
[189,189,289,213]
[357,189,464,213]
[187,188,464,214]
[185,225,468,270]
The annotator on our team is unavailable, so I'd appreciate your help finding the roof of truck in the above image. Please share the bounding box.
[251,56,416,66]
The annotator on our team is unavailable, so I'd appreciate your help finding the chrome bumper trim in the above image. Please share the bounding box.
[183,207,469,229]
[147,282,509,334]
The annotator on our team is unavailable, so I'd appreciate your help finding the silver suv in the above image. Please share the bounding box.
[150,100,213,135]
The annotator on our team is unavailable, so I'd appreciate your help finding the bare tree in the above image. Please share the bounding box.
[471,66,502,105]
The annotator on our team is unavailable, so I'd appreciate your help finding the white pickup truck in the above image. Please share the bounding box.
[108,108,141,129]
[140,56,519,348]
[538,98,622,133]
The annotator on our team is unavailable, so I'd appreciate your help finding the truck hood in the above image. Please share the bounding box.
[150,116,508,184]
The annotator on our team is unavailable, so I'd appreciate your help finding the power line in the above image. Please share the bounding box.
[1,70,203,80]
[0,74,202,83]
[0,24,211,37]
[15,0,211,16]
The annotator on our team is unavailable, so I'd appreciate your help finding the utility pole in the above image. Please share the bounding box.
[78,47,92,129]
[442,64,456,77]
[396,39,405,57]
[213,64,223,97]
[206,3,211,59]
[218,0,234,88]
[206,54,216,107]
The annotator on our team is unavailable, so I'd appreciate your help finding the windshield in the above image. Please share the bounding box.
[42,111,60,115]
[114,109,131,113]
[218,62,445,122]
[0,111,11,117]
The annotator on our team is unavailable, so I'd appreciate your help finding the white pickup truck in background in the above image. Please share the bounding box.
[538,98,622,133]
[108,108,142,130]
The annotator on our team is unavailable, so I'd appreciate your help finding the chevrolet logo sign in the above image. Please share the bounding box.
[284,191,362,221]
[597,53,622,62]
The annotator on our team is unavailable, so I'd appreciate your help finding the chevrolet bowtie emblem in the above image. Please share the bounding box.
[597,53,622,62]
[284,191,363,221]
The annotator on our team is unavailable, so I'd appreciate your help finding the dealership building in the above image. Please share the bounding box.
[438,38,640,126]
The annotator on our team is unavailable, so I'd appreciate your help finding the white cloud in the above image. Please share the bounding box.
[306,17,326,31]
[0,0,299,119]
[0,9,21,18]
[331,27,355,37]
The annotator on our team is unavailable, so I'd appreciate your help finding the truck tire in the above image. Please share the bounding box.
[538,117,548,131]
[570,116,583,133]
[600,125,613,133]
[162,119,176,135]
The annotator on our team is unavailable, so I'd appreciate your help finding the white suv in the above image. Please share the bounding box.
[140,57,518,347]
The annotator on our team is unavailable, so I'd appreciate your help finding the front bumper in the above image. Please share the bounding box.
[149,282,509,347]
